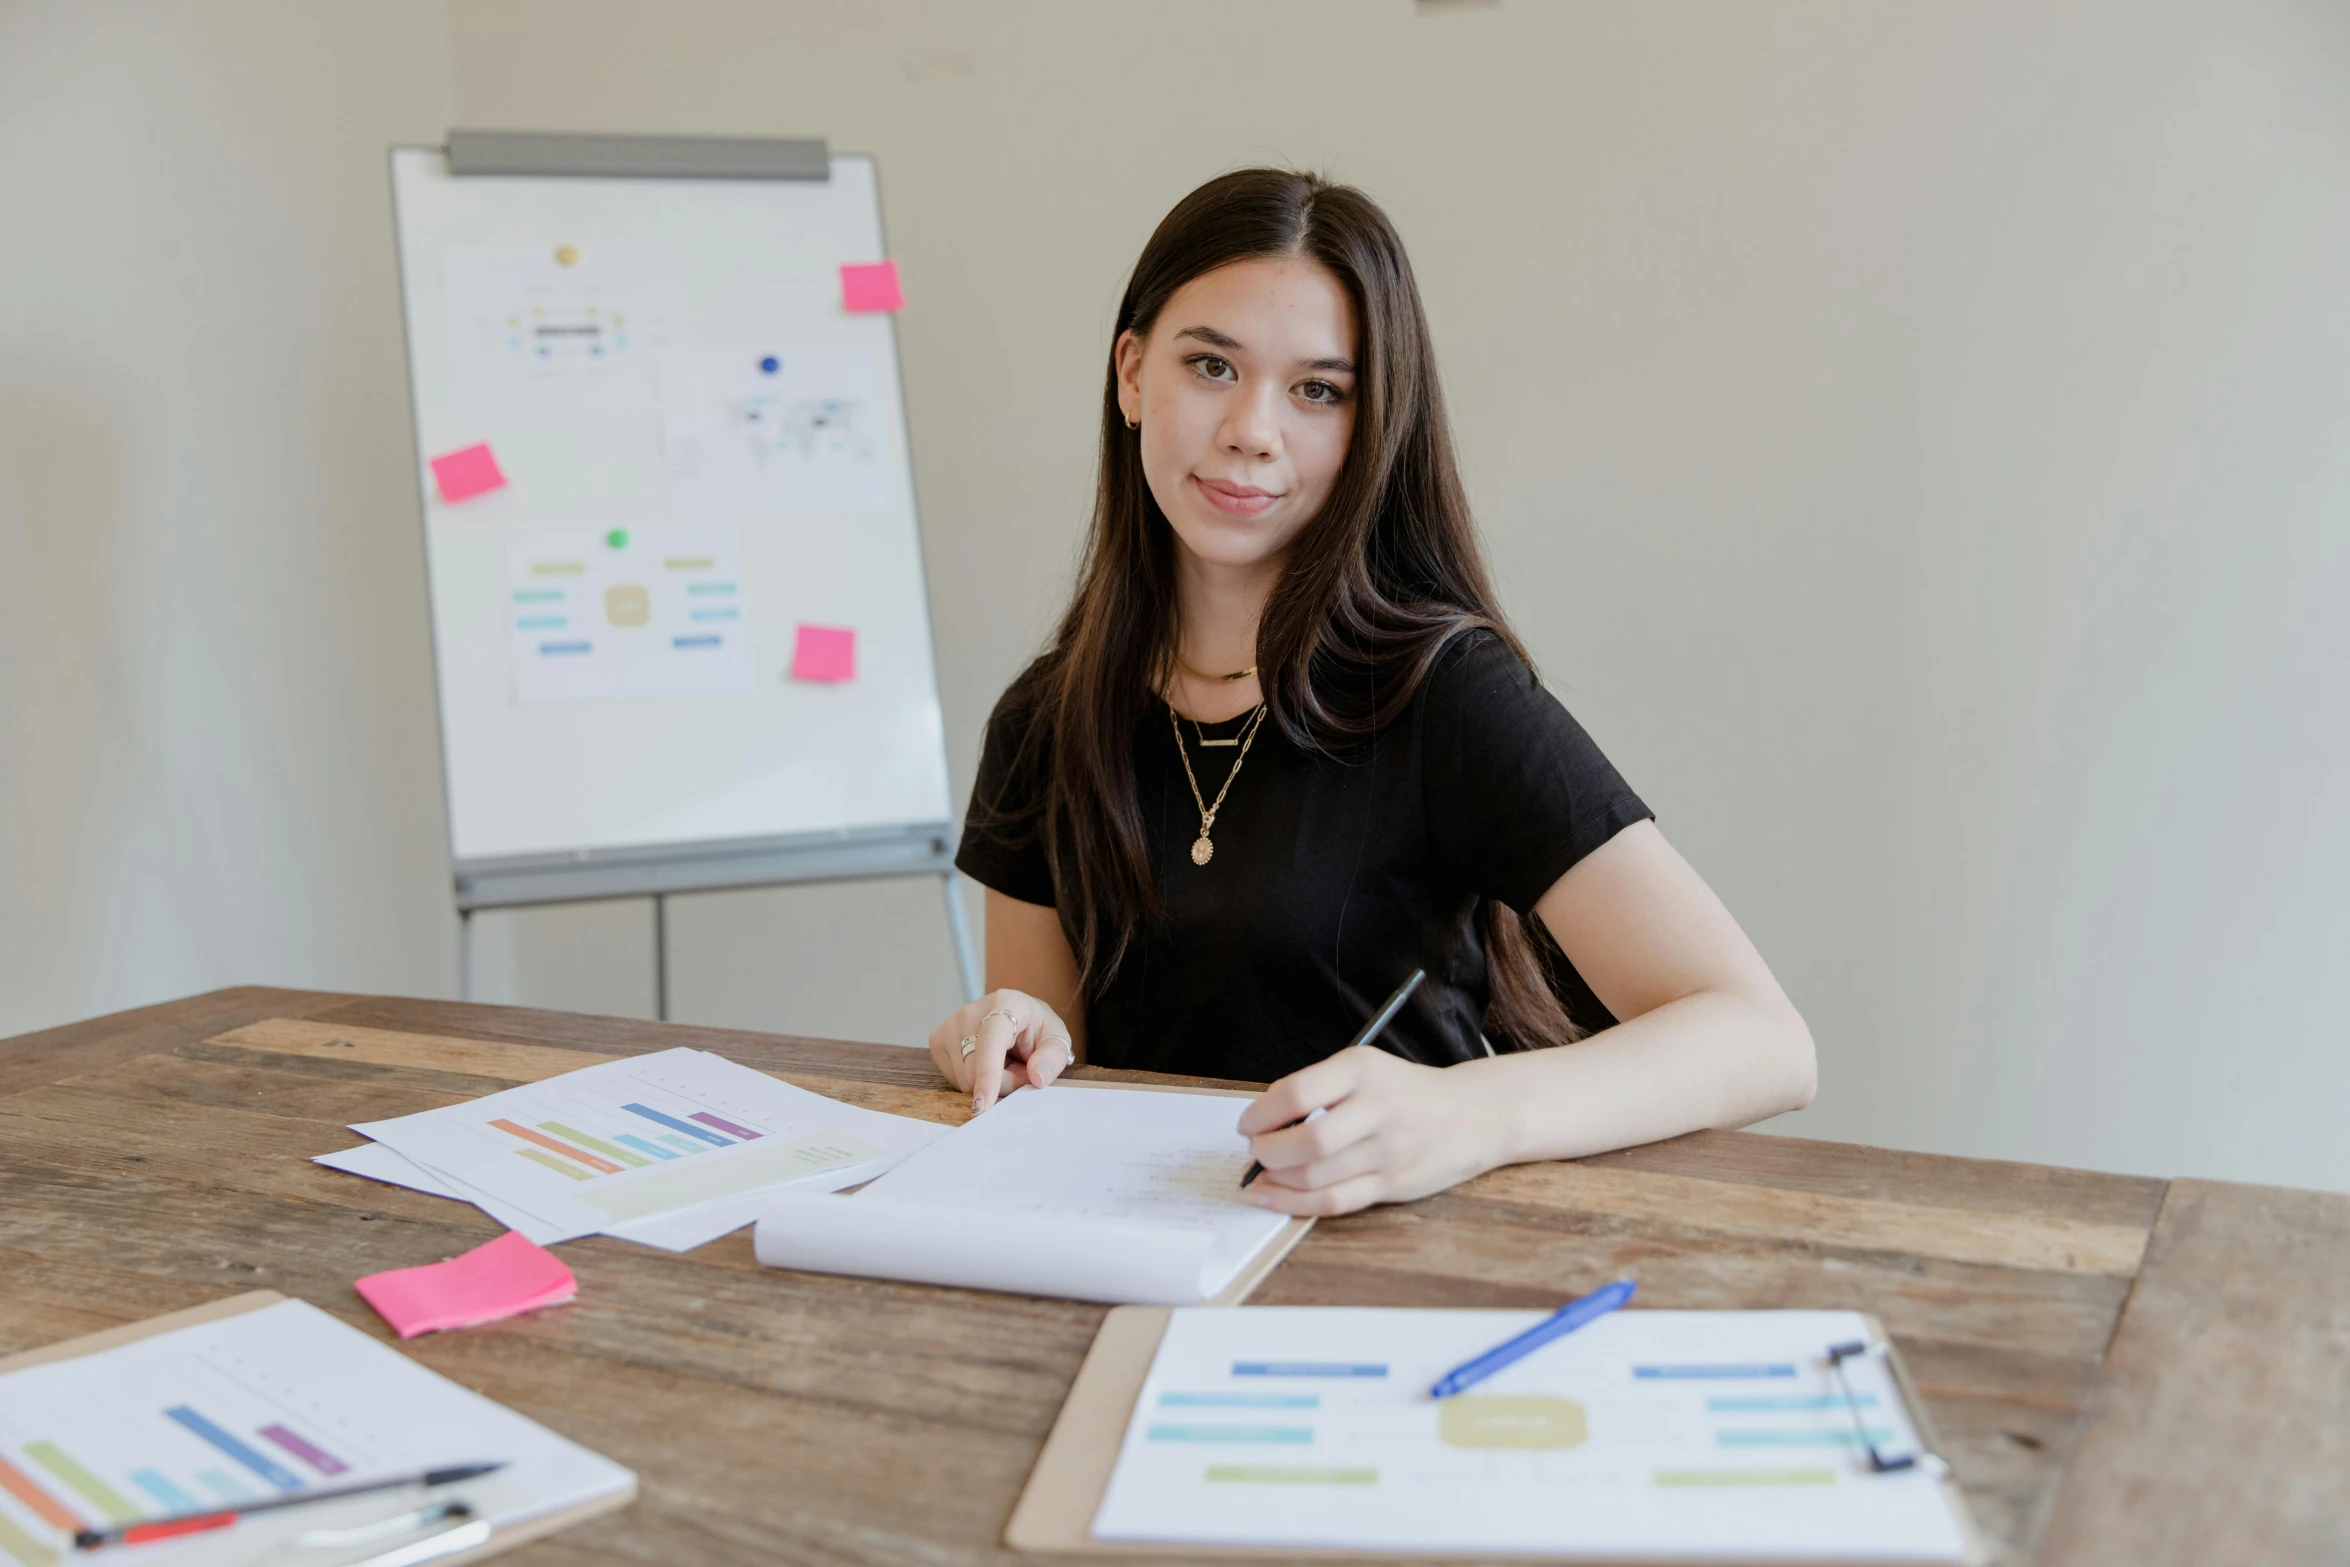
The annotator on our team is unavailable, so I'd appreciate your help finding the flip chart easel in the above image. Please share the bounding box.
[389,131,978,1016]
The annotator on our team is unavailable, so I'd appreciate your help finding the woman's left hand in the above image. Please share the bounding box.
[1235,1047,1508,1216]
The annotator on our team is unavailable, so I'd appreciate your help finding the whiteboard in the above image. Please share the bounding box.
[389,148,951,879]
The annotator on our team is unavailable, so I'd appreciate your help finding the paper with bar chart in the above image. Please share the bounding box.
[347,1048,946,1249]
[0,1298,629,1567]
[1091,1307,1972,1560]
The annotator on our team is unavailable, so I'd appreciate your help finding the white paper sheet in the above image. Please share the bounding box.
[0,1298,631,1565]
[313,1142,573,1245]
[752,1084,1290,1304]
[350,1048,946,1244]
[315,1135,906,1254]
[756,1200,1232,1304]
[443,242,681,418]
[665,352,898,517]
[1092,1306,1971,1561]
[598,1146,922,1253]
[502,522,754,704]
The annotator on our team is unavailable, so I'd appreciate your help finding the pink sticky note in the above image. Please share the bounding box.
[839,260,904,313]
[353,1230,576,1340]
[428,442,507,504]
[791,624,856,682]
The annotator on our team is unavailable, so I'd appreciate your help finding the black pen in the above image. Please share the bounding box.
[1240,968,1427,1189]
[71,1463,503,1551]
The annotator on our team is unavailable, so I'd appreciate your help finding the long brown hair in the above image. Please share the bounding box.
[983,168,1583,1052]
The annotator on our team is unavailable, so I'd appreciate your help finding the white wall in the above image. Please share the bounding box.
[4,2,2345,1192]
[0,3,459,1029]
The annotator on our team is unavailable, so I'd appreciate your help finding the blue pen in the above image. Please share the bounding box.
[1428,1279,1638,1399]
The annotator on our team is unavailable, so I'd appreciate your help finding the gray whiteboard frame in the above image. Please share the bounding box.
[391,132,979,1016]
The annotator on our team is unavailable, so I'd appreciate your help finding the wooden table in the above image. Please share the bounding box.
[3,990,2343,1565]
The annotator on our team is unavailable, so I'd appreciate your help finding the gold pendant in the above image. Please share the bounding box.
[1191,835,1214,865]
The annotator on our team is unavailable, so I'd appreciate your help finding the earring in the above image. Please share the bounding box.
[1125,415,1139,430]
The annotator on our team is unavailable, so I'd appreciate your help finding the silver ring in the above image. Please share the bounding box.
[1048,1033,1073,1067]
[979,1007,1022,1030]
[957,1035,977,1059]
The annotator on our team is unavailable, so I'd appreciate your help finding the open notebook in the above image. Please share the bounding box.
[753,1081,1312,1305]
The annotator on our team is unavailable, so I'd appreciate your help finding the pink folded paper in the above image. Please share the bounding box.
[428,441,507,504]
[790,623,856,682]
[839,260,904,313]
[354,1230,576,1339]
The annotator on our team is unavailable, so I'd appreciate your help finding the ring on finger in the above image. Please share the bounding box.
[979,1006,1022,1029]
[957,1035,978,1060]
[1047,1033,1073,1069]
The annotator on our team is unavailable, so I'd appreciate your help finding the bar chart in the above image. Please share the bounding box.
[0,1325,378,1564]
[471,1061,784,1197]
[484,1097,766,1183]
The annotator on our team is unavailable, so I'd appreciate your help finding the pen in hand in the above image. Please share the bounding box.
[1240,968,1427,1190]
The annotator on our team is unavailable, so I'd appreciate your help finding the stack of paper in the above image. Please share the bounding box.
[0,1297,632,1566]
[319,1047,947,1252]
[754,1083,1302,1304]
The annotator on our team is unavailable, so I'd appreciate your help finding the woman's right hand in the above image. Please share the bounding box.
[927,988,1078,1114]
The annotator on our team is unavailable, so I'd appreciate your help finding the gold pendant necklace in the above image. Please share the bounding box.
[1169,701,1267,866]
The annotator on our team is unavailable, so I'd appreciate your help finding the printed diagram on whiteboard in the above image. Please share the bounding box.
[666,352,898,517]
[444,244,681,417]
[503,523,753,703]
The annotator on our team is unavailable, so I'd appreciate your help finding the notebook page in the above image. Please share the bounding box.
[754,1085,1289,1303]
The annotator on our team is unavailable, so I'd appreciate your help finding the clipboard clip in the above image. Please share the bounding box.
[1825,1340,1952,1478]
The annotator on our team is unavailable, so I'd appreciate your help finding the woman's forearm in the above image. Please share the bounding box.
[1468,988,1816,1168]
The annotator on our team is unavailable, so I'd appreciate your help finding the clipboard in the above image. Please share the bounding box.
[1005,1305,1987,1565]
[0,1291,635,1565]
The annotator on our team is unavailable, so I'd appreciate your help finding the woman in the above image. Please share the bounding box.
[933,169,1814,1217]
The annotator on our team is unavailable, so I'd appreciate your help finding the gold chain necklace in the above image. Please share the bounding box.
[1168,701,1268,866]
[1176,656,1258,683]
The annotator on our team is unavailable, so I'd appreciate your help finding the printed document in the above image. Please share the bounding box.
[0,1298,631,1565]
[345,1048,946,1249]
[1093,1306,1974,1560]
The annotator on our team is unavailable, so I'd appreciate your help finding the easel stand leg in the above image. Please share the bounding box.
[653,893,670,1023]
[942,867,982,1003]
[458,908,475,1003]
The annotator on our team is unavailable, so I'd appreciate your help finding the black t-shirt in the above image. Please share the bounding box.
[954,631,1652,1083]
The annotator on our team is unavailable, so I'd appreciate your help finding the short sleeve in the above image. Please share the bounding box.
[1421,632,1653,914]
[954,688,1060,907]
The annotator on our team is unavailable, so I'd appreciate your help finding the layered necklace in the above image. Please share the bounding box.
[1166,654,1267,866]
[1168,700,1267,865]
